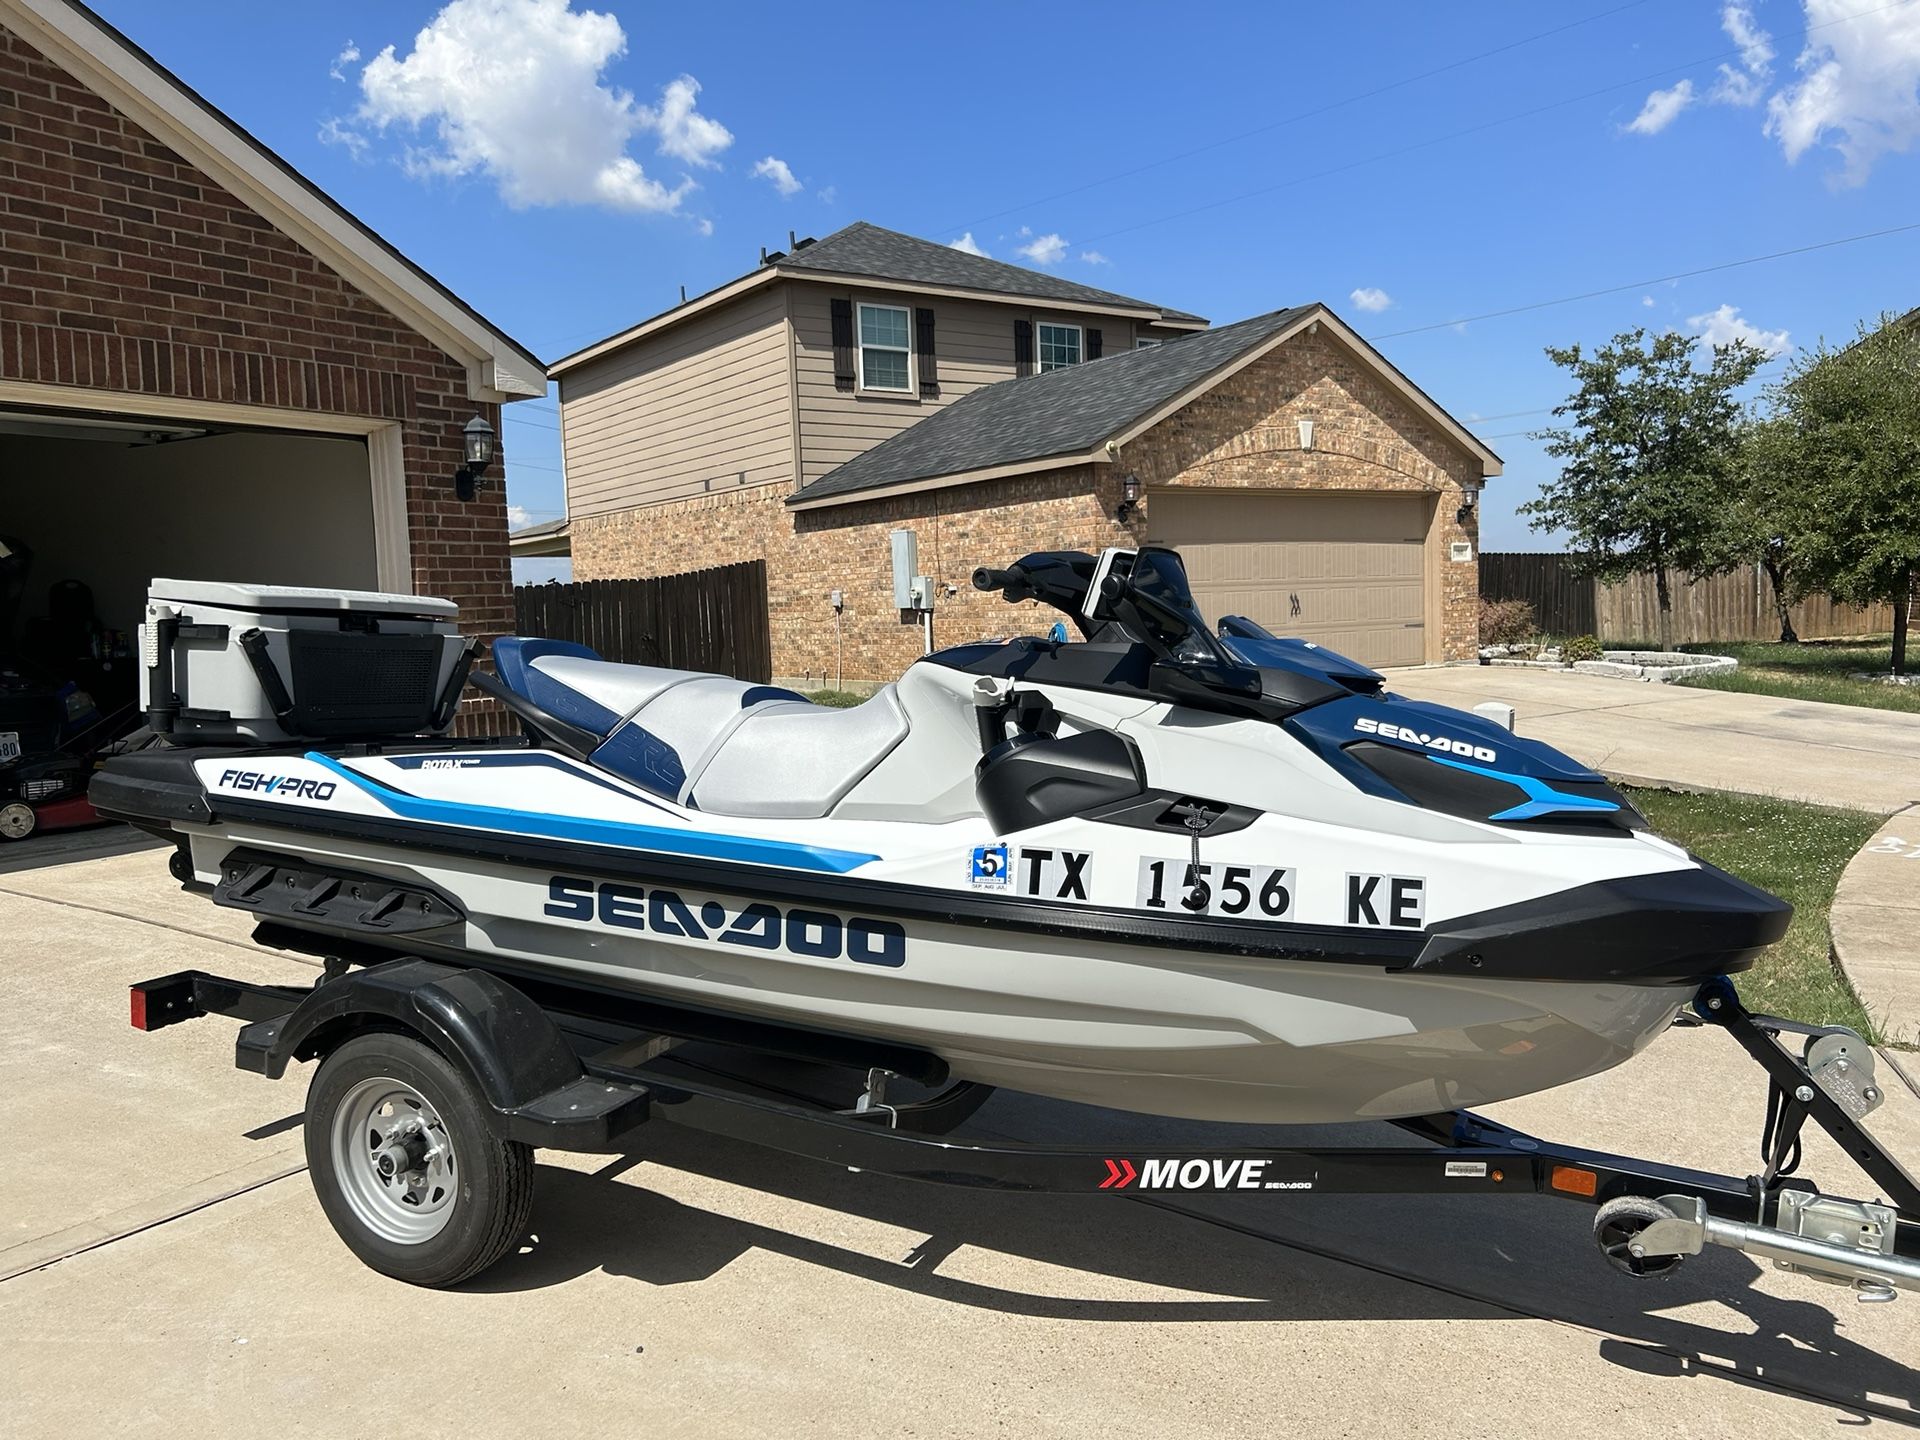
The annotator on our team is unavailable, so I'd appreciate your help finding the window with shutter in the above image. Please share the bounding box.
[1014,318,1033,378]
[1036,322,1082,371]
[830,298,855,391]
[856,302,912,392]
[1087,328,1103,360]
[915,307,938,397]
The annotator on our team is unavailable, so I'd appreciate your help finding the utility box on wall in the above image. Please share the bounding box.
[890,529,917,611]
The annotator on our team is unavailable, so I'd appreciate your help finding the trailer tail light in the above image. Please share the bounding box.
[130,987,150,1030]
[1550,1164,1598,1197]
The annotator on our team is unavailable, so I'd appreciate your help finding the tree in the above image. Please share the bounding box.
[1523,329,1765,653]
[1718,416,1814,644]
[1770,313,1920,674]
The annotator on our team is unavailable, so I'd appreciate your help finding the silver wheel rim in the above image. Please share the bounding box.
[330,1075,459,1244]
[0,803,34,840]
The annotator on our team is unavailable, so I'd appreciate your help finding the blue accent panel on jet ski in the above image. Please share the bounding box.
[1221,630,1384,690]
[490,638,621,737]
[303,753,879,874]
[1285,691,1605,796]
[1428,756,1621,822]
[590,724,688,800]
[740,685,807,708]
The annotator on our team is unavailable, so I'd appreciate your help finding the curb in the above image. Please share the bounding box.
[1831,801,1920,1049]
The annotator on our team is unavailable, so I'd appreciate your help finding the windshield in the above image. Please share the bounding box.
[1126,547,1214,660]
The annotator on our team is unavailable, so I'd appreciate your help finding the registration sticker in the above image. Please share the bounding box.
[1444,1161,1488,1178]
[967,842,1011,889]
[0,731,19,764]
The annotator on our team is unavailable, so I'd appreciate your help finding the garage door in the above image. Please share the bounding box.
[1149,490,1430,667]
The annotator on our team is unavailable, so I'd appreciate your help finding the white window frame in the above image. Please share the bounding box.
[855,301,915,395]
[1036,321,1084,372]
[1136,337,1163,349]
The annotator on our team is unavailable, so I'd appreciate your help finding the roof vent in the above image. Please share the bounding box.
[792,235,816,251]
[760,247,786,265]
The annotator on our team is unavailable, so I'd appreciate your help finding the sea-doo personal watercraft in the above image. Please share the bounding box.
[94,548,1792,1125]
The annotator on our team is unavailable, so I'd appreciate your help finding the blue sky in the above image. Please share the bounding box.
[89,0,1920,573]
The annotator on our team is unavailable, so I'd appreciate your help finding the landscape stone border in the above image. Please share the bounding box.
[1479,647,1737,684]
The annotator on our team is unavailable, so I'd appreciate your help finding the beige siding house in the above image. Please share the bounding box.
[535,224,1498,686]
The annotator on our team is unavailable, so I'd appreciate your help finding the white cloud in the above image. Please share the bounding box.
[329,41,360,82]
[1079,249,1110,266]
[1641,294,1656,307]
[642,75,732,168]
[816,185,837,205]
[1766,0,1920,185]
[694,216,714,237]
[1016,232,1068,265]
[507,504,533,529]
[1627,79,1695,135]
[948,231,988,257]
[1349,286,1392,313]
[317,115,369,159]
[1712,2,1775,105]
[1687,303,1791,357]
[348,0,733,214]
[751,155,802,196]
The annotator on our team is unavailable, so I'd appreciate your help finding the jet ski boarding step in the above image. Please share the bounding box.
[125,958,1920,1296]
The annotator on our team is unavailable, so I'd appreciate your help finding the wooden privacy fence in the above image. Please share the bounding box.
[513,560,771,682]
[1481,553,1894,645]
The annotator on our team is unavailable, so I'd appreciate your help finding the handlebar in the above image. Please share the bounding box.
[972,565,1035,602]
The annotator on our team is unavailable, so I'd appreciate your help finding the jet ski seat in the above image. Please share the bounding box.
[487,637,910,818]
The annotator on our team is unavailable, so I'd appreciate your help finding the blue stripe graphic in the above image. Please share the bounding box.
[1429,755,1621,823]
[305,753,879,874]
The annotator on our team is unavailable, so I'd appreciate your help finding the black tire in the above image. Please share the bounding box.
[304,1031,533,1287]
[167,846,194,883]
[1592,1194,1687,1279]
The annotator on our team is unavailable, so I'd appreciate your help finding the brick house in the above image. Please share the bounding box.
[544,233,1497,690]
[0,0,544,712]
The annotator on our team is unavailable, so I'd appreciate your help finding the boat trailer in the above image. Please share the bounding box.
[129,959,1920,1297]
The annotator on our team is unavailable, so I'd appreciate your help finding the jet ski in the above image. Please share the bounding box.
[92,549,1790,1125]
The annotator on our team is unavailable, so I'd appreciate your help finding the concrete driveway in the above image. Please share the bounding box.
[1384,666,1920,815]
[2,835,1916,1435]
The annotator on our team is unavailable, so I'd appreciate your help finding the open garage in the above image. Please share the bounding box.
[0,0,548,839]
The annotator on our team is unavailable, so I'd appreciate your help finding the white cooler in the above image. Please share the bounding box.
[140,579,473,744]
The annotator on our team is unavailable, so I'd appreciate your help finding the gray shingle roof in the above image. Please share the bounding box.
[789,306,1315,505]
[777,222,1204,323]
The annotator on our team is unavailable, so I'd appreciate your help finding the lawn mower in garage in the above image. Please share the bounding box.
[92,553,1919,1299]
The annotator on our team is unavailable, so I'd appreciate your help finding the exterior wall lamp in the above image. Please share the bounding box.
[455,414,497,501]
[1456,477,1482,526]
[1115,472,1142,523]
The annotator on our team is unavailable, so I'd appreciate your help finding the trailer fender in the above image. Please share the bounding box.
[237,958,650,1150]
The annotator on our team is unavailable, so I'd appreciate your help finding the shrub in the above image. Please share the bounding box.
[1478,597,1536,646]
[1561,634,1605,664]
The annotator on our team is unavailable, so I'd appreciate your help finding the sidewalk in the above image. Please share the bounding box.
[1832,803,1920,1047]
[1382,665,1920,815]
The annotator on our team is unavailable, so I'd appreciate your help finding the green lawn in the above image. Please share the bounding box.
[1672,636,1920,714]
[1629,787,1881,1037]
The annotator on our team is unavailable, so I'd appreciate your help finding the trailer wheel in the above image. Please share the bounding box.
[1593,1194,1687,1279]
[0,802,35,841]
[305,1031,533,1288]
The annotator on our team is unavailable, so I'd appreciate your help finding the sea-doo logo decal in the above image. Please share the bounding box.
[1016,847,1091,901]
[1098,1158,1316,1191]
[1346,873,1426,928]
[1137,859,1294,919]
[967,843,1011,889]
[1352,716,1496,764]
[542,876,906,967]
[216,769,336,801]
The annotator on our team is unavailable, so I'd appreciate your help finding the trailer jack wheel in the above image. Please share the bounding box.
[1594,1195,1689,1279]
[305,1031,534,1287]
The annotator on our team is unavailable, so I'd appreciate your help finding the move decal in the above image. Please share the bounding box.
[1346,873,1426,928]
[543,876,906,968]
[1097,1157,1316,1191]
[1136,858,1294,920]
[215,769,336,801]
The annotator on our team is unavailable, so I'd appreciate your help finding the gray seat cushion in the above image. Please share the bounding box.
[690,688,910,818]
[588,674,808,799]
